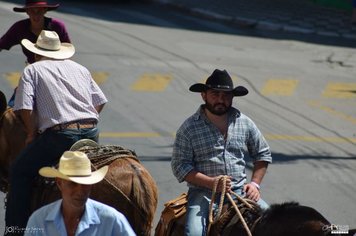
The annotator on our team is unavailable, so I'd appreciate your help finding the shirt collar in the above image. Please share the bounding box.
[45,199,101,229]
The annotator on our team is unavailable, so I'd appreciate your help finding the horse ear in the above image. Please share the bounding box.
[0,90,7,115]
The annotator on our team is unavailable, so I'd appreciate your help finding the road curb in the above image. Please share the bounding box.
[153,0,356,40]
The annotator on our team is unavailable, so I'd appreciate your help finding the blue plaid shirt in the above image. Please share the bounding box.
[171,105,272,190]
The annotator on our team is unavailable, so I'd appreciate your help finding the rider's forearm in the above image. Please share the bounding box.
[251,161,268,185]
[184,170,215,190]
[95,103,105,113]
[18,109,36,136]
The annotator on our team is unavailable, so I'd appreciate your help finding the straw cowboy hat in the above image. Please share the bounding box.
[189,69,249,97]
[21,30,75,59]
[39,151,108,185]
[13,0,59,12]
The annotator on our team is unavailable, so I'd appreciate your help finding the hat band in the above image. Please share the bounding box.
[27,2,49,6]
[35,44,60,51]
[207,84,232,89]
[66,174,92,177]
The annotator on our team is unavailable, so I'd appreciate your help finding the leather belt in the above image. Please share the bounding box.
[50,119,97,131]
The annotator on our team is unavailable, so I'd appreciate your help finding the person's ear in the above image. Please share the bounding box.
[201,91,207,102]
[56,178,62,191]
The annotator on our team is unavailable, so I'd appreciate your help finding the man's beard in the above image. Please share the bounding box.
[205,102,231,116]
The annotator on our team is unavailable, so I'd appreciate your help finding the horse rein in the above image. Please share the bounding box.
[208,175,253,236]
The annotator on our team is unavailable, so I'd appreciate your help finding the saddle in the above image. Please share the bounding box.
[155,193,187,236]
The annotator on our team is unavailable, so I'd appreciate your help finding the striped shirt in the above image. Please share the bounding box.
[14,59,107,132]
[171,106,272,190]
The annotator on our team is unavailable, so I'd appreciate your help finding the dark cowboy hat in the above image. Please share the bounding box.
[189,69,248,97]
[13,0,59,12]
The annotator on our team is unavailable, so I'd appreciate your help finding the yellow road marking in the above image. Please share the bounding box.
[100,132,356,143]
[91,72,109,85]
[100,132,162,138]
[308,100,356,124]
[261,79,298,96]
[131,73,172,91]
[4,72,21,88]
[322,82,356,98]
[3,71,108,87]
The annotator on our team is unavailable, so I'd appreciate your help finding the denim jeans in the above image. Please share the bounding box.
[7,87,16,108]
[5,127,98,236]
[185,187,269,236]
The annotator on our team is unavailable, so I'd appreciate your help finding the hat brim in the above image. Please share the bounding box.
[13,4,59,12]
[189,84,249,97]
[39,165,109,185]
[21,39,75,59]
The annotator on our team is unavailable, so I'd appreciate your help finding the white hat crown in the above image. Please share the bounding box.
[59,151,91,176]
[36,30,61,51]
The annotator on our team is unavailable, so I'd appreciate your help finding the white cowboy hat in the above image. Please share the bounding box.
[21,30,75,59]
[39,151,108,185]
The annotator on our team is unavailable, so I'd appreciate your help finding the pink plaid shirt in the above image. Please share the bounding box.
[14,59,107,132]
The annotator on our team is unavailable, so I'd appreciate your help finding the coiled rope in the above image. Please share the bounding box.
[207,175,253,236]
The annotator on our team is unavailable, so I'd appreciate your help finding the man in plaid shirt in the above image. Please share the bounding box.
[171,69,272,236]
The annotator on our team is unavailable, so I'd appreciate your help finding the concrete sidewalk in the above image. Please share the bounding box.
[154,0,356,40]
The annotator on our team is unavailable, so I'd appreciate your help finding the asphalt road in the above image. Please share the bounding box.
[1,0,355,234]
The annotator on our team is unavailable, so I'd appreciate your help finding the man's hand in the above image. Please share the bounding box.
[215,176,232,193]
[243,182,260,202]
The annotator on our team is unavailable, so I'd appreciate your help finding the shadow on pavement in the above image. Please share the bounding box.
[2,0,355,48]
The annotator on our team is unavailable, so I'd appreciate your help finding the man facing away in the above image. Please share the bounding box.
[5,30,108,235]
[171,69,272,235]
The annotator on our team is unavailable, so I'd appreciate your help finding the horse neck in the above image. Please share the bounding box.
[0,109,27,168]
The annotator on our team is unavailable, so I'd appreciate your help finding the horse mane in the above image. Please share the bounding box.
[261,202,329,222]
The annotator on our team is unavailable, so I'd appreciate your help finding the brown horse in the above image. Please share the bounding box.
[0,90,158,236]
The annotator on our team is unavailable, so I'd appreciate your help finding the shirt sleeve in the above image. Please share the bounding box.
[14,66,36,111]
[90,77,108,107]
[24,212,45,236]
[246,118,272,163]
[111,212,137,236]
[0,22,21,50]
[171,124,195,182]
